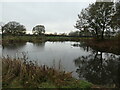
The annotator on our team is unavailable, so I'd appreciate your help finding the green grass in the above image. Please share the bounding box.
[2,56,93,88]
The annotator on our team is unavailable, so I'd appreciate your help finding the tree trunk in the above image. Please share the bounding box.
[101,30,104,40]
[101,25,105,40]
[95,28,99,38]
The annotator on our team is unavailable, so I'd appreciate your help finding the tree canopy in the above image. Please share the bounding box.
[2,21,26,35]
[75,2,117,39]
[69,31,80,36]
[32,25,45,35]
[112,1,120,30]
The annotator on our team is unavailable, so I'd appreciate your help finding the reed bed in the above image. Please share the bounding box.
[2,56,92,88]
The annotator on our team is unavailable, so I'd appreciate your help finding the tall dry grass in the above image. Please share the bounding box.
[2,56,92,88]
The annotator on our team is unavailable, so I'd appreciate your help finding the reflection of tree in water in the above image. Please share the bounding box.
[72,41,92,52]
[2,42,26,50]
[33,42,45,47]
[31,42,46,52]
[74,51,120,88]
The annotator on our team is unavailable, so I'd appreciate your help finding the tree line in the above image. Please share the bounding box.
[1,1,120,39]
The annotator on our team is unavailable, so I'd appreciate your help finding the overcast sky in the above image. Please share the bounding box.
[1,1,96,34]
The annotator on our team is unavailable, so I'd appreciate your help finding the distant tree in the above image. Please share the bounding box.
[69,31,80,36]
[32,25,45,35]
[54,32,57,35]
[75,2,115,39]
[60,33,67,36]
[2,21,26,35]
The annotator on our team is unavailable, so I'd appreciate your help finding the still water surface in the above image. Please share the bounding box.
[2,41,120,87]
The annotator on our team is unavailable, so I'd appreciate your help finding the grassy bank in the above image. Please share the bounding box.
[84,37,120,55]
[2,56,93,88]
[2,35,92,45]
[2,35,45,44]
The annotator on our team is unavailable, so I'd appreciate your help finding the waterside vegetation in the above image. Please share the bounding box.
[2,56,93,88]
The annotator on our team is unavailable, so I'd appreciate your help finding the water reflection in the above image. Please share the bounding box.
[33,42,45,47]
[72,41,92,52]
[2,42,26,50]
[2,42,46,58]
[74,51,120,88]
